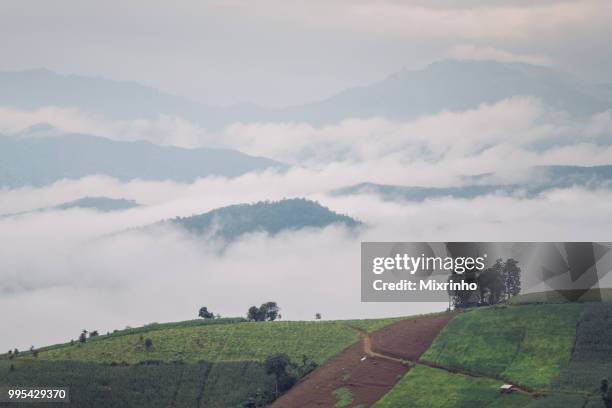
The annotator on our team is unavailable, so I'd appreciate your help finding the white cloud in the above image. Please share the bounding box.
[2,184,612,351]
[449,45,552,66]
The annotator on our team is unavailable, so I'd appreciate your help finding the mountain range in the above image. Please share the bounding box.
[0,197,140,218]
[2,60,611,128]
[0,133,284,188]
[333,165,612,202]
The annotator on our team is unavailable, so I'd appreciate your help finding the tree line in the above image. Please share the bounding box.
[449,258,521,308]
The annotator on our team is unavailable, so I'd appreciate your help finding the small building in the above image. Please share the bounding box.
[500,384,515,394]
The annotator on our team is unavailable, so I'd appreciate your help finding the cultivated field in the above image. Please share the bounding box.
[36,318,404,365]
[420,304,584,388]
[373,365,531,408]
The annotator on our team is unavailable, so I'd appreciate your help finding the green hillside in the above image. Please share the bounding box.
[167,198,360,241]
[374,365,531,408]
[35,318,400,365]
[1,316,403,408]
[3,302,612,407]
[375,302,612,408]
[421,304,583,388]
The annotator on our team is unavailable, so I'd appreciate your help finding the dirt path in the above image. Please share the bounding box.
[271,314,455,408]
[355,326,535,396]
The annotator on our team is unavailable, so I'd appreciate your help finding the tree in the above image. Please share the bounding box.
[144,338,153,351]
[260,302,280,321]
[264,353,296,397]
[602,378,612,408]
[198,306,214,319]
[503,258,521,299]
[79,330,88,343]
[248,302,281,321]
[315,313,322,320]
[477,259,506,305]
[90,330,99,337]
[248,306,261,321]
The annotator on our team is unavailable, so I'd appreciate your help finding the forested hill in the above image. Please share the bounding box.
[165,198,359,241]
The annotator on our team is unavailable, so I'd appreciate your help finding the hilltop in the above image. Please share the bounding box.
[161,198,360,241]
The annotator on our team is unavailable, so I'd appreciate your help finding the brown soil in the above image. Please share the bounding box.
[370,314,456,361]
[271,313,456,408]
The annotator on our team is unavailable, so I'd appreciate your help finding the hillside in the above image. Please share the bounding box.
[333,165,612,202]
[1,317,403,408]
[1,197,140,217]
[164,198,360,241]
[0,133,284,188]
[3,301,612,407]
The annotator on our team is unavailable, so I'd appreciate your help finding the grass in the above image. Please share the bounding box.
[373,365,532,408]
[35,317,245,353]
[333,387,353,407]
[420,304,583,388]
[0,359,274,408]
[524,394,590,407]
[32,317,406,365]
[510,289,612,305]
[553,302,612,392]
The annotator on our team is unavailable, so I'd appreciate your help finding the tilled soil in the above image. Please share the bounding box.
[370,314,456,361]
[271,313,455,408]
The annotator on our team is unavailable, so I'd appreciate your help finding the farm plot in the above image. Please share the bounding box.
[420,304,583,388]
[373,365,532,408]
[553,302,612,392]
[0,359,274,408]
[35,318,405,365]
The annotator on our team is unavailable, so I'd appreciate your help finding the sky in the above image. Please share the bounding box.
[1,0,612,351]
[1,0,612,106]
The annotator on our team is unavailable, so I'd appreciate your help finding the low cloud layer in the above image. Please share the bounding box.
[1,98,612,351]
[2,181,612,351]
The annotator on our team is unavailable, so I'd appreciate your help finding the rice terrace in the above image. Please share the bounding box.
[2,290,612,407]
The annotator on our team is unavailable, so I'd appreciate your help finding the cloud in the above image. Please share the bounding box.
[1,97,612,351]
[449,45,552,66]
[2,183,612,351]
[0,106,215,148]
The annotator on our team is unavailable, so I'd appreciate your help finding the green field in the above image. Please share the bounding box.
[553,302,612,392]
[0,359,274,408]
[34,317,404,365]
[1,316,405,407]
[373,365,532,408]
[420,304,583,388]
[510,289,612,305]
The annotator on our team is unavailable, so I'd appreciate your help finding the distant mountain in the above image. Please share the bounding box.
[1,197,140,217]
[0,133,285,188]
[54,197,140,212]
[161,198,359,241]
[2,61,611,128]
[333,165,612,201]
[281,60,612,124]
[0,69,267,127]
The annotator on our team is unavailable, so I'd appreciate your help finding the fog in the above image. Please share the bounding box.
[1,94,612,351]
[2,0,612,106]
